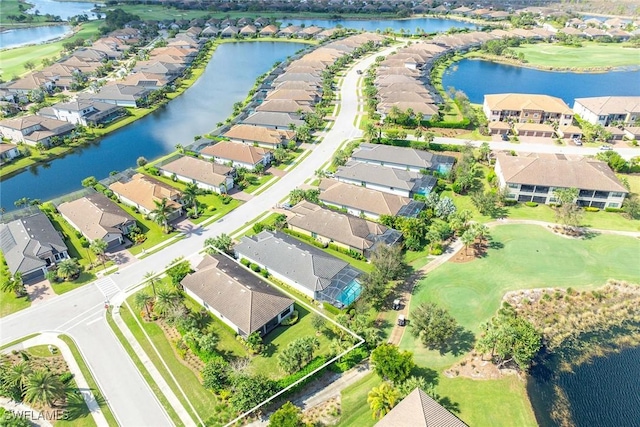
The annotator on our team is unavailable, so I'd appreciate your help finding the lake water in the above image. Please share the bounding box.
[0,25,71,50]
[280,17,476,33]
[25,0,101,20]
[442,58,640,105]
[0,42,306,211]
[528,346,640,427]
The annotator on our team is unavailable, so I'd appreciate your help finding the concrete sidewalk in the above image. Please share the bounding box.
[2,333,109,427]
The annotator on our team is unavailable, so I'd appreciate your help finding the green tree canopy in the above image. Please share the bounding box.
[371,344,414,384]
[409,302,459,348]
[269,401,306,427]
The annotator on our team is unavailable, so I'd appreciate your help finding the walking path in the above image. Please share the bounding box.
[2,333,109,427]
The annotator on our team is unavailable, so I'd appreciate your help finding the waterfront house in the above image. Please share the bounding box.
[158,156,234,194]
[0,115,74,147]
[259,25,278,37]
[265,89,320,104]
[376,387,468,427]
[234,231,363,307]
[82,84,151,108]
[121,72,170,89]
[42,99,125,127]
[495,153,628,209]
[287,201,402,257]
[224,124,295,149]
[0,143,20,165]
[256,99,314,114]
[335,161,437,198]
[220,26,239,38]
[242,111,304,130]
[573,96,640,126]
[0,212,69,281]
[57,193,136,249]
[109,173,183,220]
[318,179,425,220]
[239,25,257,37]
[350,143,455,175]
[483,94,574,127]
[200,141,272,170]
[181,254,294,338]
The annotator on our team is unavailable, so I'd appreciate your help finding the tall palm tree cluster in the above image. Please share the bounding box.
[0,354,71,409]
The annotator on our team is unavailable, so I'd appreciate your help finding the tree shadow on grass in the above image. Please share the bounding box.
[410,365,439,386]
[438,395,461,414]
[439,326,475,357]
[64,388,104,421]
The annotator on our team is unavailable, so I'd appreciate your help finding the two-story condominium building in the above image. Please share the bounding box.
[200,141,272,170]
[572,96,640,126]
[158,156,234,194]
[0,212,69,281]
[287,201,402,257]
[495,154,628,209]
[39,99,125,127]
[334,161,437,198]
[483,93,574,126]
[351,143,456,174]
[109,173,183,220]
[318,179,425,220]
[223,124,295,149]
[235,231,364,307]
[181,254,294,338]
[57,193,136,249]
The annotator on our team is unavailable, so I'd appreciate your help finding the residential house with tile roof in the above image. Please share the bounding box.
[42,99,125,126]
[224,124,295,149]
[0,143,20,165]
[181,254,294,338]
[158,156,234,194]
[0,115,75,147]
[256,99,314,114]
[235,231,364,307]
[0,212,69,280]
[573,96,640,126]
[495,154,628,209]
[376,387,468,427]
[335,161,437,198]
[57,193,136,249]
[319,179,424,220]
[351,143,455,175]
[109,173,183,220]
[200,141,272,170]
[81,84,151,108]
[242,111,304,130]
[287,201,402,257]
[483,93,574,126]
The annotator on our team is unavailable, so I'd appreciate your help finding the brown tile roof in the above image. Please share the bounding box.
[574,96,640,116]
[181,254,293,335]
[319,179,412,217]
[224,124,294,146]
[288,201,390,252]
[516,122,555,132]
[57,193,135,241]
[266,89,318,102]
[376,388,468,427]
[109,173,182,212]
[485,94,573,115]
[201,141,271,165]
[496,154,628,193]
[159,156,232,187]
[0,143,18,154]
[256,99,313,114]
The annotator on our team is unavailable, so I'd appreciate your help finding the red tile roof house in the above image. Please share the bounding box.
[181,253,294,338]
[200,140,273,171]
[109,173,184,221]
[223,124,295,149]
[0,115,75,147]
[57,193,136,249]
[158,155,235,194]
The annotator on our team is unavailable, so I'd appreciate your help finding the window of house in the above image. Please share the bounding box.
[608,203,619,208]
[611,192,624,198]
[508,183,519,189]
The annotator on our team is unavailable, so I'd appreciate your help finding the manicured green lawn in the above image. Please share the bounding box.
[0,21,103,79]
[26,344,57,358]
[511,42,640,69]
[0,252,31,317]
[243,174,275,194]
[113,201,180,256]
[242,212,285,237]
[337,372,381,427]
[58,335,119,427]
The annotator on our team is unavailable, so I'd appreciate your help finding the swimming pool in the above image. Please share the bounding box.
[337,280,362,306]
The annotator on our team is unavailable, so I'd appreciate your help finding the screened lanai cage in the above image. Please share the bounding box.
[318,266,363,308]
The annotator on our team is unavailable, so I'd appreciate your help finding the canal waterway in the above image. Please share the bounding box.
[0,41,306,210]
[0,25,71,50]
[528,345,640,427]
[442,58,640,105]
[280,17,476,33]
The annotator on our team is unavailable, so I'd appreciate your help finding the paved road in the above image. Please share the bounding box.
[0,44,399,426]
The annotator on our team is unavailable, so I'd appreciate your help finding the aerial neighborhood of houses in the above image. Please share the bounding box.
[1,2,640,426]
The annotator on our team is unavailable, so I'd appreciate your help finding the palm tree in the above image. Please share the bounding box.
[24,370,66,408]
[471,223,490,247]
[134,292,154,319]
[5,361,32,394]
[56,258,81,281]
[13,197,31,208]
[151,198,172,234]
[90,238,108,271]
[182,183,200,219]
[1,272,24,296]
[364,122,377,143]
[143,271,159,296]
[154,288,181,317]
[367,382,400,420]
[461,229,475,256]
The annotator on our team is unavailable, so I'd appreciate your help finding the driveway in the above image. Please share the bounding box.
[25,277,56,305]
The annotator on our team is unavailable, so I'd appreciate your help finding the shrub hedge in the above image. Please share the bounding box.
[525,201,538,207]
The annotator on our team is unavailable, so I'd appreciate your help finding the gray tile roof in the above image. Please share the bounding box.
[351,143,455,171]
[335,161,437,194]
[0,212,67,275]
[242,111,304,129]
[181,254,293,335]
[234,231,360,294]
[376,388,468,427]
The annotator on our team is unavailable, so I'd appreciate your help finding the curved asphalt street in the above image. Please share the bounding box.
[0,45,396,426]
